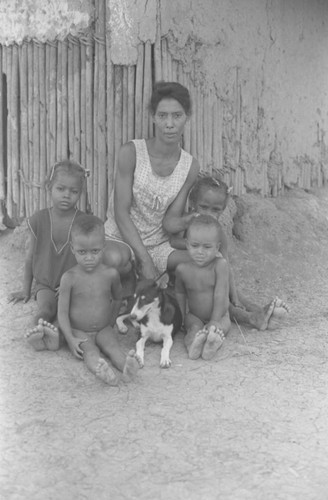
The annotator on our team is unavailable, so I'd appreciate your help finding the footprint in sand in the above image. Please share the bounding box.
[25,319,60,351]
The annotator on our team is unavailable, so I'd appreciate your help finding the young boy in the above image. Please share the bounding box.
[175,214,231,361]
[58,214,140,385]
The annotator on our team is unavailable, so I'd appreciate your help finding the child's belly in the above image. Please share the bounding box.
[188,291,213,323]
[70,301,114,332]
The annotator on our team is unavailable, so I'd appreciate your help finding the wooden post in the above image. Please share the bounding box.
[135,44,144,139]
[114,65,123,173]
[0,45,5,223]
[39,43,47,208]
[127,65,135,141]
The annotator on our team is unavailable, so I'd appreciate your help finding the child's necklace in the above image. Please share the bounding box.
[49,207,78,254]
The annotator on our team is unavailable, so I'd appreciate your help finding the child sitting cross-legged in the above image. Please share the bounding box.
[58,214,140,385]
[175,215,231,360]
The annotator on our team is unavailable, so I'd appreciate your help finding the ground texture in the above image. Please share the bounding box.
[1,187,328,500]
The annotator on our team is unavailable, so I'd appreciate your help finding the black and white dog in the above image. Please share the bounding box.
[116,279,182,368]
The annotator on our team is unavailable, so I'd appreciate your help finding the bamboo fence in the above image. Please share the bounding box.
[0,0,326,224]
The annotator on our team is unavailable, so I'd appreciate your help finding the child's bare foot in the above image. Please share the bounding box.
[268,297,289,329]
[95,358,118,386]
[188,328,208,360]
[25,319,60,351]
[202,326,225,360]
[122,350,141,382]
[250,299,276,331]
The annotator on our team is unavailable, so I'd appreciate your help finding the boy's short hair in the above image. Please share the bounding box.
[186,214,224,242]
[71,214,104,240]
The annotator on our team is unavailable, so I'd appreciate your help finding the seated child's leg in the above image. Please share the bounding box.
[96,326,140,381]
[73,329,118,386]
[26,288,61,351]
[34,288,58,324]
[184,313,207,360]
[230,298,276,331]
[26,318,62,351]
[236,290,262,313]
[202,312,231,361]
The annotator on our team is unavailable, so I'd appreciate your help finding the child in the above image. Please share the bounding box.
[167,175,289,330]
[8,160,87,350]
[58,214,140,385]
[175,215,231,360]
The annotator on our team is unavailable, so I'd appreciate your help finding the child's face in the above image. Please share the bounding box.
[50,173,82,211]
[194,188,227,220]
[71,230,104,272]
[186,225,220,267]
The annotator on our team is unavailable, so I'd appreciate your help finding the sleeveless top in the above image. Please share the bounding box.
[28,208,84,291]
[104,139,193,248]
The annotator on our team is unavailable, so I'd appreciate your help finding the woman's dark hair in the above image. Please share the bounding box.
[149,81,192,115]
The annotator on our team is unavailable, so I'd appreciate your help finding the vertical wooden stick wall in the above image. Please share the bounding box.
[0,0,324,223]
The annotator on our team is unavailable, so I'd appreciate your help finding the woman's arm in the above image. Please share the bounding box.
[162,157,200,234]
[114,142,157,279]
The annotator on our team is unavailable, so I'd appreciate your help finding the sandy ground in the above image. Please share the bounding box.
[1,187,328,500]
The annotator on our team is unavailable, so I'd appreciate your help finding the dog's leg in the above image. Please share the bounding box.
[160,336,173,368]
[135,335,148,367]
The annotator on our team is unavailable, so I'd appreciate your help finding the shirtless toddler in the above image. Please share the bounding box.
[175,214,231,360]
[58,214,140,385]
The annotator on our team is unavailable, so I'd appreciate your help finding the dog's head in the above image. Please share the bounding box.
[130,279,160,321]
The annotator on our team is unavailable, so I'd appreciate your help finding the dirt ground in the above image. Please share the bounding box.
[1,187,328,500]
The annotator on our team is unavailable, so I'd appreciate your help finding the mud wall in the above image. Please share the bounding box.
[159,0,328,192]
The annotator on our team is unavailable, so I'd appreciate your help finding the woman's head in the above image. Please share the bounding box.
[149,82,192,116]
[189,176,231,220]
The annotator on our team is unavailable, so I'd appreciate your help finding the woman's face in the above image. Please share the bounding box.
[152,98,188,144]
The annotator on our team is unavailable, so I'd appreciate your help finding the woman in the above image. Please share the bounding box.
[103,81,200,282]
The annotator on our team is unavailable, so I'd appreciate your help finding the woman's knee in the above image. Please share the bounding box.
[103,242,131,272]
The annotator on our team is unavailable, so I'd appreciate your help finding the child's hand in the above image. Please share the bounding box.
[8,290,30,304]
[67,338,88,359]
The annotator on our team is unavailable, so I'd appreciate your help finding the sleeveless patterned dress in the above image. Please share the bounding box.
[104,139,193,275]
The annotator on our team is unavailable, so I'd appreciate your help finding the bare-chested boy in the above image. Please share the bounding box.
[58,214,140,385]
[175,214,231,360]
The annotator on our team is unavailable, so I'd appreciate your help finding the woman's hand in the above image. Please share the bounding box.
[8,290,31,304]
[139,259,158,280]
[67,337,88,360]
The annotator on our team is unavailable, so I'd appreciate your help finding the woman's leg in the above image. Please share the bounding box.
[103,240,133,275]
[103,240,136,300]
[167,249,191,274]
